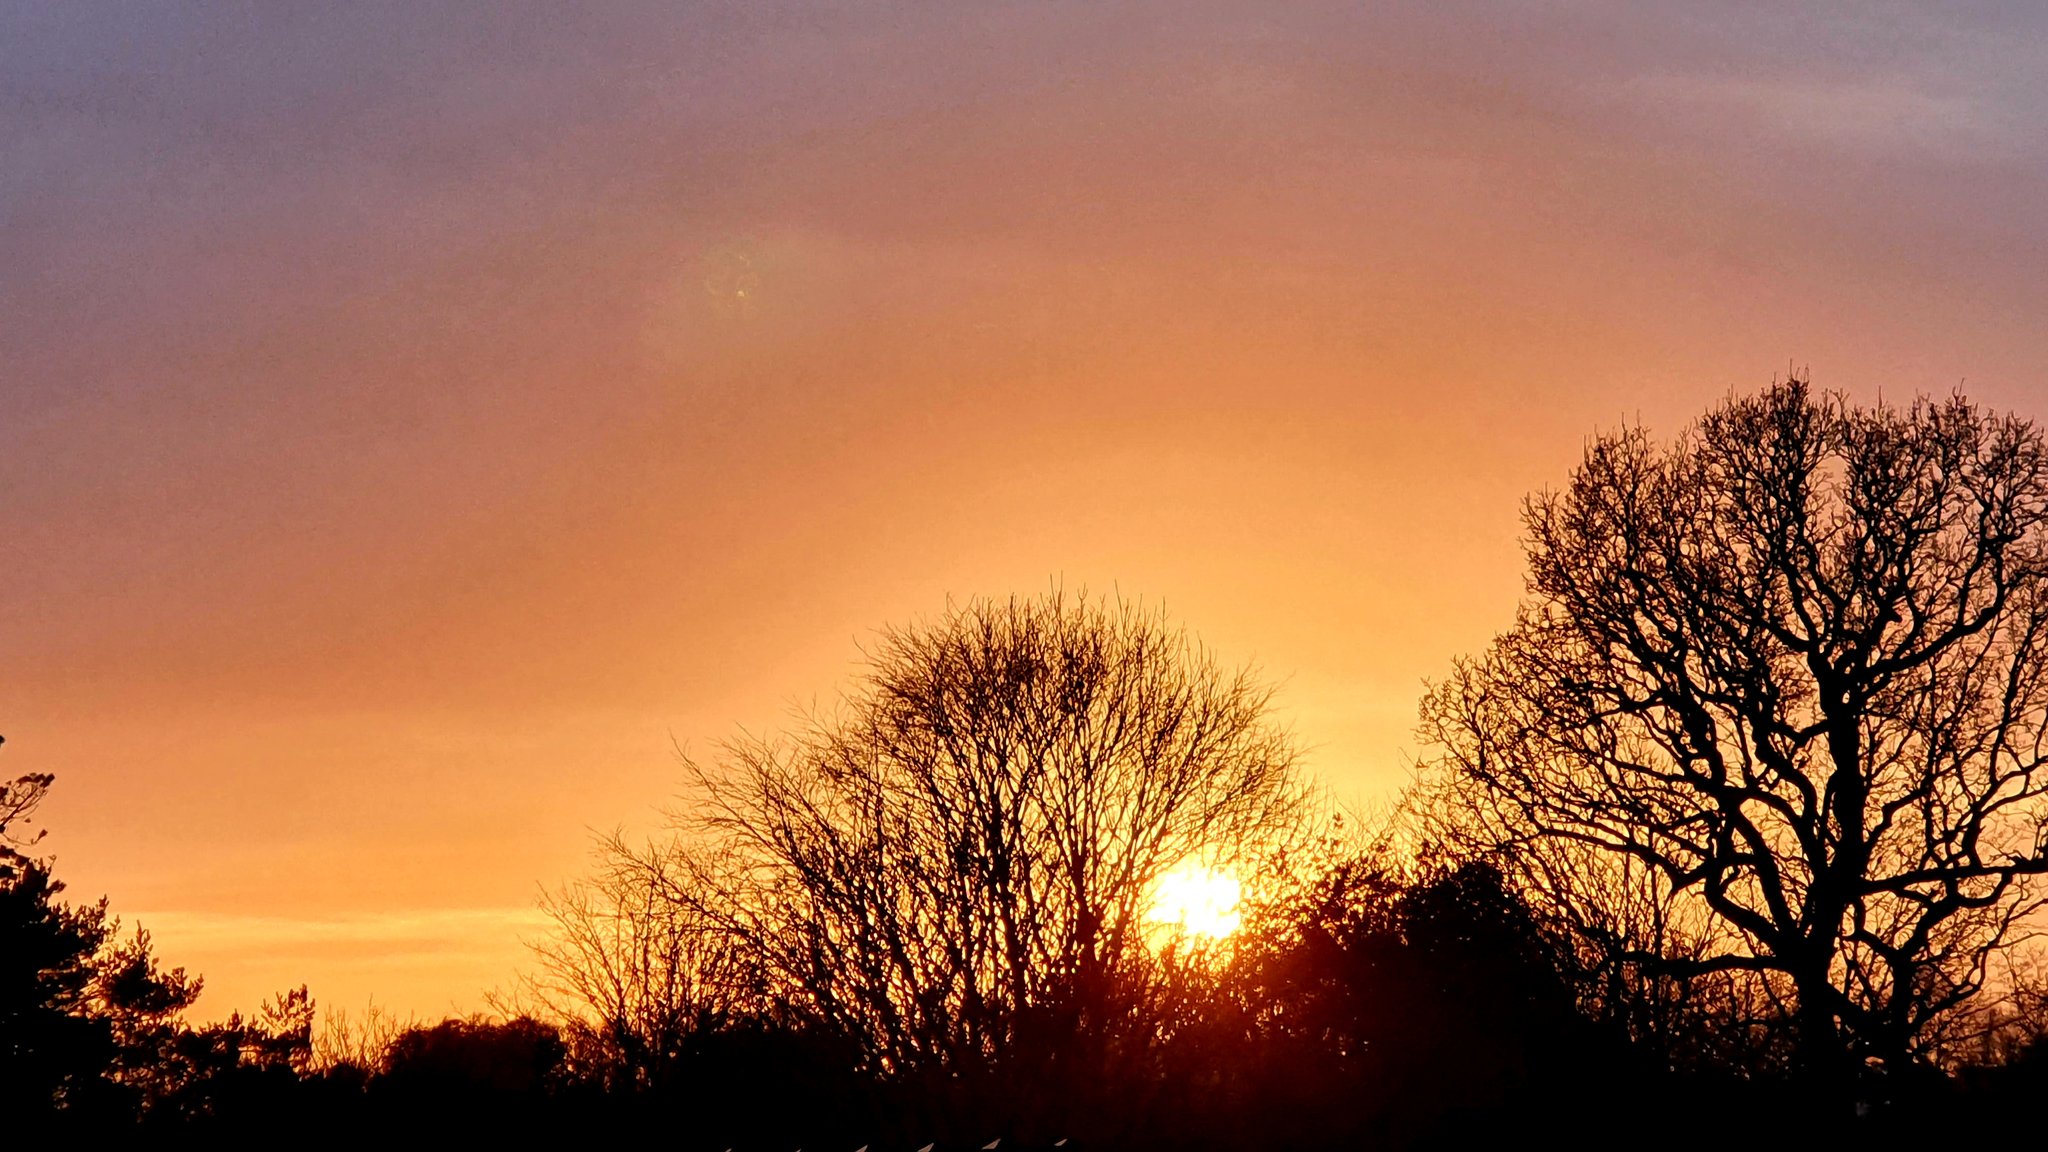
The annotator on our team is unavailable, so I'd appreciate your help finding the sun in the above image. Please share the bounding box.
[1145,861,1243,940]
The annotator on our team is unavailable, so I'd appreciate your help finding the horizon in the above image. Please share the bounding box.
[8,1,2048,1023]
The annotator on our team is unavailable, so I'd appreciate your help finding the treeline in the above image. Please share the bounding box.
[11,382,2048,1146]
[10,807,2047,1145]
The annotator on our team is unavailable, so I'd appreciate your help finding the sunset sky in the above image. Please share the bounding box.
[6,2,2047,1020]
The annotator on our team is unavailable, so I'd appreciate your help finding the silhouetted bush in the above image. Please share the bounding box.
[381,1016,566,1097]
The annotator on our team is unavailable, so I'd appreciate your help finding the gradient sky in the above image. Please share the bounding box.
[6,1,2047,1020]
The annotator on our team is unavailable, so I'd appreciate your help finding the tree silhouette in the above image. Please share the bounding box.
[0,752,324,1127]
[0,856,202,1120]
[0,860,126,1118]
[0,735,55,883]
[380,1016,567,1098]
[558,591,1309,1141]
[523,844,762,1093]
[1421,381,2048,1097]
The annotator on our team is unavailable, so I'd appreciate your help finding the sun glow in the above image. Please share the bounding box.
[1145,861,1243,940]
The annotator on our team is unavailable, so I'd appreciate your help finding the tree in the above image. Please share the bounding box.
[0,745,312,1126]
[379,1016,567,1099]
[1200,855,1635,1147]
[1421,381,2048,1093]
[575,592,1308,1139]
[1,735,54,882]
[141,987,318,1127]
[523,846,762,1092]
[0,855,201,1120]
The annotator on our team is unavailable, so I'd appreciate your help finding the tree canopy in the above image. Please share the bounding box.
[1422,381,2048,1087]
[538,592,1311,1137]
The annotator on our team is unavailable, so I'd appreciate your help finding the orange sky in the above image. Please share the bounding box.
[6,2,2047,1020]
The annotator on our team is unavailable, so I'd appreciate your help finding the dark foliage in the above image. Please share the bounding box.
[1141,860,1656,1149]
[0,849,334,1131]
[7,818,2046,1147]
[382,1016,567,1097]
[0,861,129,1121]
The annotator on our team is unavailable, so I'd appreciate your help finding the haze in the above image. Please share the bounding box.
[5,1,2046,1019]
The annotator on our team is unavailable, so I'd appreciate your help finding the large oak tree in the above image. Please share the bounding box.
[1423,382,2048,1085]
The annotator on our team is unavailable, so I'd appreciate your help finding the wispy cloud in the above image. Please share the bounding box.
[129,907,551,964]
[1620,71,2024,162]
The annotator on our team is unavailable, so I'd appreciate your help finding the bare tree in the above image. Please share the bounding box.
[0,736,55,882]
[1421,381,2048,1088]
[311,1000,419,1074]
[521,839,763,1089]
[576,591,1307,1131]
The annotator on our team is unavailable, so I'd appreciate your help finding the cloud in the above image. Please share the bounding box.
[129,907,552,965]
[1619,70,2023,162]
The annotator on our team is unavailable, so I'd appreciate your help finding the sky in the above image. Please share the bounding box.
[5,1,2047,1020]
